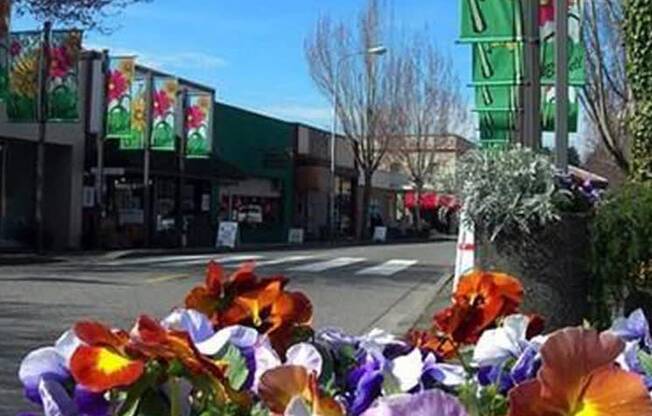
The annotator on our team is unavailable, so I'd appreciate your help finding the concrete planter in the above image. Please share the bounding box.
[475,213,591,330]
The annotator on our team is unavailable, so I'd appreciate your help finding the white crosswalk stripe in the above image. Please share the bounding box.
[104,254,215,266]
[355,259,418,276]
[174,254,264,267]
[288,257,365,272]
[255,255,318,267]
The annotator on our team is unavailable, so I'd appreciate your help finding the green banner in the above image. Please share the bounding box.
[7,31,41,121]
[106,57,135,139]
[460,0,523,42]
[479,110,518,132]
[150,77,178,151]
[540,1,585,86]
[47,30,81,121]
[475,85,519,112]
[185,92,213,158]
[0,1,10,101]
[472,42,523,86]
[541,86,579,133]
[120,77,147,150]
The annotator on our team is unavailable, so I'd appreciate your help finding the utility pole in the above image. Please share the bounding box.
[35,21,51,253]
[555,0,569,172]
[522,0,542,149]
[143,72,154,247]
[94,50,109,249]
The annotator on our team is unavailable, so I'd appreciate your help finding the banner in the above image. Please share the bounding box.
[120,77,147,150]
[460,0,523,42]
[7,31,41,121]
[472,42,523,86]
[47,30,81,121]
[541,86,579,132]
[106,57,135,139]
[479,110,517,132]
[0,0,10,100]
[185,92,213,158]
[475,85,519,112]
[540,0,585,86]
[150,77,178,151]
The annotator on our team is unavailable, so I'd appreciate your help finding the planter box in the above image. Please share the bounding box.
[475,214,591,330]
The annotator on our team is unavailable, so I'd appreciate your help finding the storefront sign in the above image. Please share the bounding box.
[288,228,304,245]
[373,226,387,243]
[216,221,238,248]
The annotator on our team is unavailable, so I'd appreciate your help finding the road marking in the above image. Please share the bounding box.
[289,257,365,272]
[105,254,215,266]
[174,254,265,267]
[355,259,418,276]
[256,255,317,267]
[145,274,190,284]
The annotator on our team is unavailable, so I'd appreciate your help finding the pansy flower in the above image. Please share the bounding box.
[612,308,652,388]
[434,270,523,345]
[70,321,145,393]
[508,328,652,416]
[361,389,468,416]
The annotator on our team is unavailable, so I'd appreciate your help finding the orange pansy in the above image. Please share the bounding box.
[508,328,652,416]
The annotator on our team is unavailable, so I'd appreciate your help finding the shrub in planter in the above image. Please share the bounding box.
[591,182,652,327]
[15,264,652,416]
[456,146,600,329]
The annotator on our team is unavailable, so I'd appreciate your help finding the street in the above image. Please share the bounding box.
[0,240,454,413]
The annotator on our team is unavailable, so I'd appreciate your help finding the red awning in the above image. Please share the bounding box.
[405,192,460,210]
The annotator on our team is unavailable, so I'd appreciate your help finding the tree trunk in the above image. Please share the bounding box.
[414,185,423,232]
[359,172,373,240]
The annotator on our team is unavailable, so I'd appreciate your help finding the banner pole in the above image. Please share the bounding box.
[143,72,154,248]
[555,0,569,172]
[35,21,51,253]
[95,50,109,249]
[177,88,188,248]
[523,0,542,149]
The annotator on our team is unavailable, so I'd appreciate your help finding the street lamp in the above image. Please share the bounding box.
[330,45,387,241]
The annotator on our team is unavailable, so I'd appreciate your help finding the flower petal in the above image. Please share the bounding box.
[19,347,69,403]
[39,378,77,416]
[73,385,110,416]
[581,365,652,416]
[54,330,82,367]
[258,365,309,414]
[286,343,323,378]
[162,308,215,344]
[362,389,468,416]
[612,309,651,345]
[390,348,423,392]
[70,346,144,392]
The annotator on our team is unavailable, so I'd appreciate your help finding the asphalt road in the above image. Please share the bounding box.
[0,240,455,413]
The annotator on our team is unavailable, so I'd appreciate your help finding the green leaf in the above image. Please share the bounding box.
[220,344,249,391]
[381,371,402,396]
[116,361,163,416]
[638,350,652,378]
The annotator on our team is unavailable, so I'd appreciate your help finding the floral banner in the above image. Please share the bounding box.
[7,31,41,121]
[150,77,178,151]
[106,57,135,139]
[0,1,10,101]
[120,77,148,150]
[540,0,585,86]
[541,86,579,133]
[472,42,524,86]
[47,30,81,121]
[185,92,213,158]
[474,85,519,112]
[460,0,523,42]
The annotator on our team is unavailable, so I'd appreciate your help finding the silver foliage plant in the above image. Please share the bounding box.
[456,146,560,240]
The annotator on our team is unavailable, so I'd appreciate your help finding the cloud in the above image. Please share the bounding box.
[84,43,227,72]
[257,104,332,127]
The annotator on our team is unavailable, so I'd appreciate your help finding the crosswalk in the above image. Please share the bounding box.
[102,253,425,277]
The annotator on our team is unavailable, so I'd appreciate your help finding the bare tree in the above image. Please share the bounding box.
[11,0,151,30]
[305,0,400,239]
[389,34,469,231]
[580,0,631,173]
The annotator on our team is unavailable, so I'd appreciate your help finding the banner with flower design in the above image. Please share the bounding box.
[185,92,213,158]
[460,0,523,42]
[540,0,585,86]
[150,77,178,151]
[472,42,523,86]
[0,1,10,101]
[106,57,135,139]
[7,31,41,121]
[47,30,81,121]
[542,86,579,133]
[120,77,148,150]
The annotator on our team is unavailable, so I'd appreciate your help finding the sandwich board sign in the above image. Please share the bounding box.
[373,226,387,243]
[288,228,304,245]
[216,221,239,249]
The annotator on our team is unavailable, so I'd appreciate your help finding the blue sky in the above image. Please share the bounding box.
[13,0,471,130]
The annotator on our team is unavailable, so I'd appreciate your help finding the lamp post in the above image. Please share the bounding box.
[330,45,387,241]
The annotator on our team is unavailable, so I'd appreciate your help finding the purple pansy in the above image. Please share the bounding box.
[361,389,469,416]
[612,309,652,389]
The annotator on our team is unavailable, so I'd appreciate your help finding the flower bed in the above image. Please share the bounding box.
[16,262,652,415]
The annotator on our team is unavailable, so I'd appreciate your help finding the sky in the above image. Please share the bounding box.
[12,0,471,131]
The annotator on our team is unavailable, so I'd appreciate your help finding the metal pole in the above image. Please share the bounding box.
[177,88,188,248]
[35,21,51,253]
[555,0,569,172]
[143,73,154,247]
[522,0,542,149]
[329,63,338,242]
[95,50,109,249]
